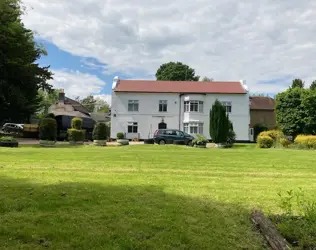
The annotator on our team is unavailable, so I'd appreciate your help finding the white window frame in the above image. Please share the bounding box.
[159,100,168,112]
[183,122,203,135]
[127,122,138,133]
[184,101,204,113]
[221,101,232,113]
[128,100,139,112]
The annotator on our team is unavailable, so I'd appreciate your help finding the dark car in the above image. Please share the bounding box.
[153,129,195,145]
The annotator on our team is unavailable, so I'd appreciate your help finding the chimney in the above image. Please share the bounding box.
[59,89,65,103]
[112,76,120,90]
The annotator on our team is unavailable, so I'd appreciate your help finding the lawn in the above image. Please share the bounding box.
[0,145,316,249]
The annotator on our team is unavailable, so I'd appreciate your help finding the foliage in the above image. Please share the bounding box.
[294,135,316,149]
[95,98,110,113]
[37,89,59,115]
[259,130,284,142]
[92,122,108,140]
[79,95,96,113]
[71,117,83,130]
[39,118,57,141]
[209,100,229,144]
[253,123,268,141]
[156,62,199,81]
[226,120,236,147]
[310,80,316,91]
[301,90,316,134]
[276,87,306,137]
[201,76,213,82]
[67,129,86,142]
[291,78,304,89]
[0,0,53,124]
[275,189,316,248]
[193,134,208,145]
[45,113,55,119]
[279,138,291,148]
[257,135,273,148]
[117,132,124,139]
[0,136,17,142]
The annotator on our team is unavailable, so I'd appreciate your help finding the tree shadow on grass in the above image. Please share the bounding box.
[0,176,265,250]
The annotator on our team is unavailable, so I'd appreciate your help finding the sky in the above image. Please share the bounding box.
[21,0,316,105]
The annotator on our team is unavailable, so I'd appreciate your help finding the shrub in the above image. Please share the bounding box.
[253,123,268,141]
[226,120,236,147]
[45,113,55,119]
[193,134,208,145]
[294,135,316,149]
[92,122,108,140]
[257,135,273,148]
[280,138,291,148]
[117,132,124,139]
[209,100,229,144]
[39,118,57,141]
[258,130,284,147]
[71,117,83,130]
[67,129,86,142]
[0,136,17,142]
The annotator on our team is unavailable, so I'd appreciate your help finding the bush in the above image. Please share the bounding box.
[294,135,316,149]
[253,123,268,141]
[71,117,83,130]
[45,113,55,119]
[92,122,108,140]
[39,118,57,141]
[257,135,273,148]
[117,132,124,139]
[0,136,17,142]
[193,134,208,145]
[280,138,291,148]
[258,130,284,147]
[67,129,86,142]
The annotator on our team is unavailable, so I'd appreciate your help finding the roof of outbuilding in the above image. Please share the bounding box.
[250,96,275,110]
[114,80,247,94]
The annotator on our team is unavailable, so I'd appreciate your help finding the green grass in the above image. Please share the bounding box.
[1,145,316,249]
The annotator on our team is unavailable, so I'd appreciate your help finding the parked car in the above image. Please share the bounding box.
[1,123,24,134]
[153,129,195,145]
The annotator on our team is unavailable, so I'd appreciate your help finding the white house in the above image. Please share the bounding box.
[110,77,252,141]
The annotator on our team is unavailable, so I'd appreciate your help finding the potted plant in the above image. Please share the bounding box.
[193,134,208,148]
[39,118,57,147]
[116,132,129,146]
[68,117,85,145]
[92,122,108,146]
[0,136,19,148]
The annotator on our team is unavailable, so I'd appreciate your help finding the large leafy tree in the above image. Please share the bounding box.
[0,0,53,123]
[37,89,59,115]
[201,76,213,82]
[209,100,229,144]
[80,95,96,113]
[156,62,199,81]
[310,80,316,91]
[291,79,304,89]
[276,87,306,137]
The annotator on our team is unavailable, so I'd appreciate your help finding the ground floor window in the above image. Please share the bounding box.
[127,122,138,133]
[183,122,203,134]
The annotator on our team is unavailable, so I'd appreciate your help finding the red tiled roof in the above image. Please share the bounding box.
[114,80,247,94]
[250,96,275,110]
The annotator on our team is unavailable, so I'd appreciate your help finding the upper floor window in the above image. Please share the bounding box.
[221,101,232,113]
[128,100,139,112]
[159,100,168,112]
[184,101,204,113]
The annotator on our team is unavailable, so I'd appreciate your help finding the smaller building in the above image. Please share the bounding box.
[250,96,276,129]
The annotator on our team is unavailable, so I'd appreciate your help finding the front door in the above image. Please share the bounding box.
[158,122,167,129]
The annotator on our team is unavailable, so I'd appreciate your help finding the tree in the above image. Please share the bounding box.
[37,89,59,115]
[201,76,213,82]
[0,0,53,123]
[301,90,316,134]
[95,98,110,113]
[80,95,96,113]
[291,79,304,89]
[209,100,229,144]
[310,80,316,91]
[156,62,199,81]
[276,87,306,137]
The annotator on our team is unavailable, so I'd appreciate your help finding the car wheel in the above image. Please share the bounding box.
[159,140,166,145]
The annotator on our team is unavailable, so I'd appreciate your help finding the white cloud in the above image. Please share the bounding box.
[22,0,316,93]
[49,69,106,98]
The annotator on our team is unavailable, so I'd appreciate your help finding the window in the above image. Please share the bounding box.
[159,100,168,112]
[183,123,203,134]
[127,122,138,133]
[221,101,232,113]
[128,100,139,112]
[184,101,203,112]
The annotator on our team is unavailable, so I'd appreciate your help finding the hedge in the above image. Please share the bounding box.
[257,135,273,148]
[68,129,86,142]
[93,122,108,140]
[71,117,83,130]
[294,135,316,149]
[39,118,57,141]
